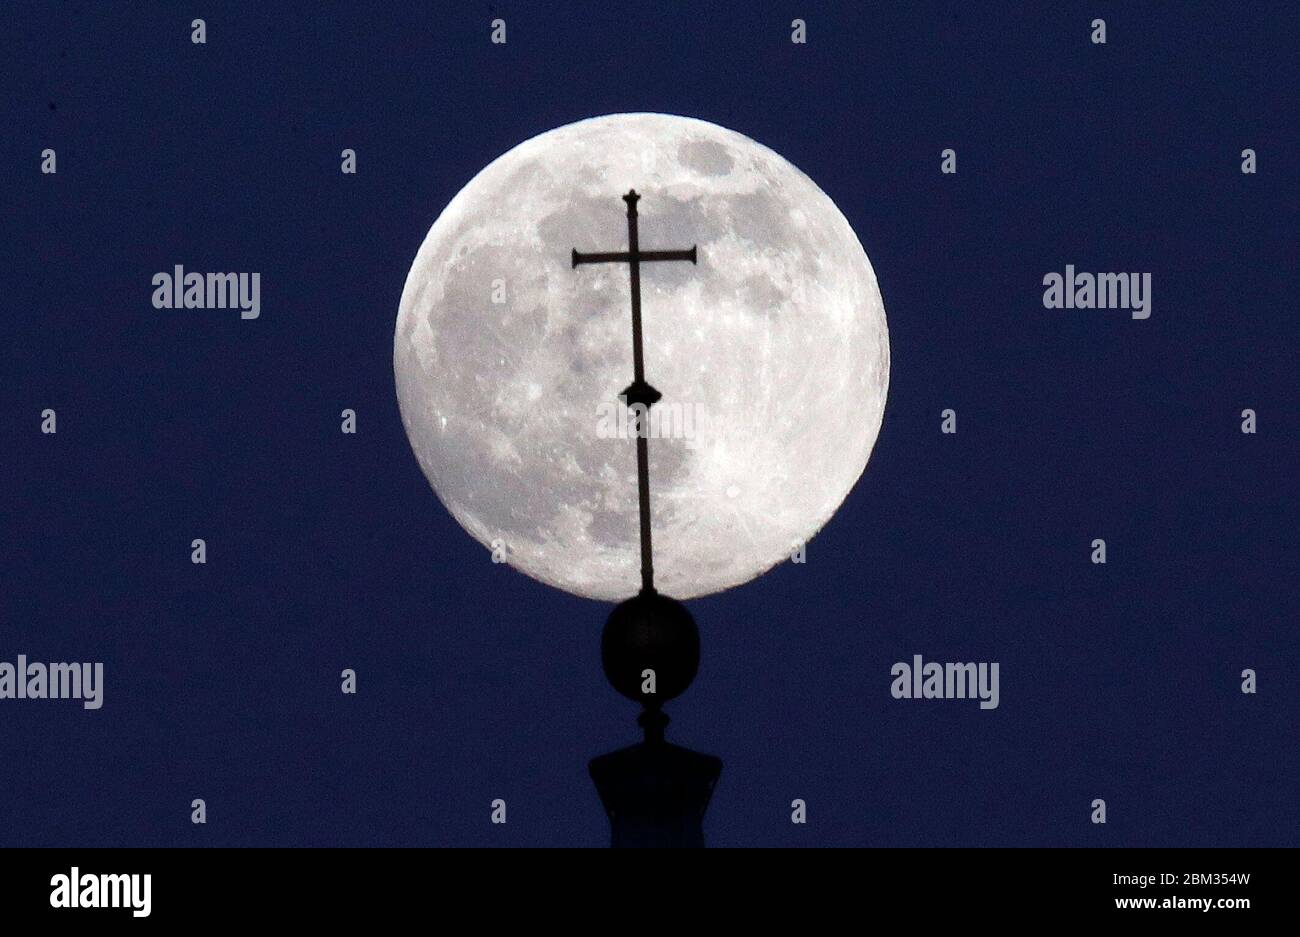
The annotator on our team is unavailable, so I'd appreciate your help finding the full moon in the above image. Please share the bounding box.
[395,113,889,601]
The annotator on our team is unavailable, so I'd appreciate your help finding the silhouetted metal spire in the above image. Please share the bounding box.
[573,190,721,848]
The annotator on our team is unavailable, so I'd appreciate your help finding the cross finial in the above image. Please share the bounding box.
[571,192,699,594]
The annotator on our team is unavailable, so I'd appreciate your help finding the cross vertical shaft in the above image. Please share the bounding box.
[624,193,655,592]
[572,189,698,594]
[625,192,645,385]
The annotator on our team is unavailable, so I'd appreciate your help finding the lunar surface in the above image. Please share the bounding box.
[395,113,889,601]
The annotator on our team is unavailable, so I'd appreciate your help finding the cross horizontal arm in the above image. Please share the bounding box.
[572,249,632,267]
[571,246,698,268]
[639,247,697,264]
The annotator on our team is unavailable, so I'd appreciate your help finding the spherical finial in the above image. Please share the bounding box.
[601,590,699,705]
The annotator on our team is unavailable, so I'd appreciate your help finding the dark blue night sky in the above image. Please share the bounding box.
[2,2,1296,847]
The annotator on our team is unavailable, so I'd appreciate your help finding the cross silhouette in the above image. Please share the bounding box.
[572,189,698,593]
